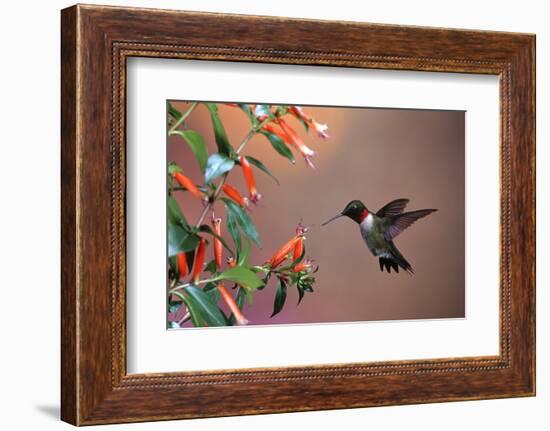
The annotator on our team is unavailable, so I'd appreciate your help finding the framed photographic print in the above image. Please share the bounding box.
[61,4,535,425]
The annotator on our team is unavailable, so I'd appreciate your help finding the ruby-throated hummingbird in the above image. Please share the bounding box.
[322,199,437,274]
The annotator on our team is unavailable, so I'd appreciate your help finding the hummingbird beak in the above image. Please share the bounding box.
[322,213,343,226]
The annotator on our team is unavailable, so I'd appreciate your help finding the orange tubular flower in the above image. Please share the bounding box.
[212,217,223,269]
[292,260,312,273]
[292,223,315,272]
[239,156,262,204]
[191,238,206,283]
[173,172,203,199]
[293,236,304,262]
[277,118,317,169]
[176,252,188,279]
[217,283,248,325]
[226,256,237,268]
[291,223,308,268]
[262,122,290,141]
[289,106,329,139]
[268,225,307,268]
[222,183,249,208]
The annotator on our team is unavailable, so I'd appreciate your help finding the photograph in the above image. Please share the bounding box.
[166,101,465,328]
[52,2,536,426]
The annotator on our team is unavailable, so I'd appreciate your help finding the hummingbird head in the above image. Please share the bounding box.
[322,200,368,226]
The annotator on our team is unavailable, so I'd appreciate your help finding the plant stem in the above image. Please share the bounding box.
[170,186,207,193]
[168,102,198,134]
[236,128,257,153]
[177,312,191,325]
[194,117,272,228]
[169,277,219,295]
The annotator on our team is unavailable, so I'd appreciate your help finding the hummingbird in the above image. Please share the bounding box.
[322,199,437,274]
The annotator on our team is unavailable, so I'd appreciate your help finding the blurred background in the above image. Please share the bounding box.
[168,101,465,326]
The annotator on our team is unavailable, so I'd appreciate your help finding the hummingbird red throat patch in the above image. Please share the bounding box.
[358,209,370,223]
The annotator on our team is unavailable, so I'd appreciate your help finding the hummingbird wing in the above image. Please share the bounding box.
[376,199,409,218]
[384,209,437,241]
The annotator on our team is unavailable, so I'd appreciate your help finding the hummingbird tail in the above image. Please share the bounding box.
[379,258,399,273]
[379,247,414,275]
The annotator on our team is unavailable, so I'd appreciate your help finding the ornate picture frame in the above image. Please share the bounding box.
[61,4,535,425]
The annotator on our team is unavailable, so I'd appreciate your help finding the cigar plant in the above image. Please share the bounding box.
[167,103,328,328]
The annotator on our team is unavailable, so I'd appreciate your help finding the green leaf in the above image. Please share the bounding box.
[226,210,241,256]
[295,116,310,132]
[228,287,246,325]
[236,287,246,306]
[245,288,253,305]
[271,278,287,317]
[198,224,233,254]
[168,255,179,279]
[297,286,306,305]
[254,105,271,118]
[275,105,289,117]
[167,196,188,227]
[206,103,233,155]
[171,290,204,327]
[204,259,217,274]
[261,131,295,164]
[167,162,183,175]
[222,198,261,247]
[170,130,208,172]
[168,225,199,257]
[203,281,217,291]
[238,104,258,127]
[296,285,313,305]
[168,102,182,122]
[203,282,221,304]
[259,272,271,290]
[169,302,182,313]
[205,153,235,184]
[184,285,227,327]
[244,156,280,185]
[215,267,264,290]
[237,239,251,267]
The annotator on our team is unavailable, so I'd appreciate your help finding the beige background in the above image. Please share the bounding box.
[169,102,465,325]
